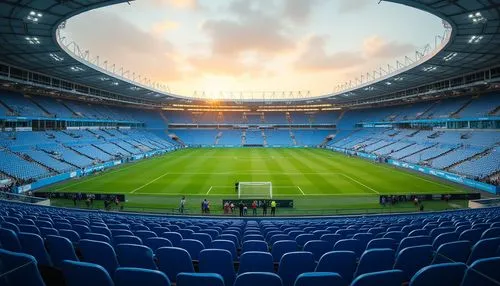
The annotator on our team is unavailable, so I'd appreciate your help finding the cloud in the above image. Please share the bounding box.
[151,20,179,36]
[64,12,181,81]
[363,35,416,58]
[338,0,371,14]
[148,0,201,10]
[294,35,364,71]
[283,0,321,23]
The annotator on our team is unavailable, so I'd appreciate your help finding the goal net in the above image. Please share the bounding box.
[238,182,272,199]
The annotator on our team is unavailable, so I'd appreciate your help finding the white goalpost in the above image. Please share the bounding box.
[238,182,273,199]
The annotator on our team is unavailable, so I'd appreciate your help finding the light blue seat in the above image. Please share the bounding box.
[467,237,500,265]
[46,235,79,268]
[79,239,119,275]
[212,239,237,260]
[199,249,235,286]
[242,240,268,253]
[234,272,282,286]
[238,251,274,274]
[303,240,332,262]
[0,227,22,252]
[18,232,52,266]
[115,267,171,286]
[156,247,194,283]
[351,270,405,286]
[179,239,204,260]
[272,240,298,262]
[355,248,395,277]
[0,248,45,286]
[144,237,172,251]
[116,243,157,270]
[462,257,500,286]
[278,251,316,286]
[61,260,113,286]
[409,262,466,286]
[315,251,357,283]
[393,245,433,280]
[176,273,224,286]
[294,272,346,286]
[432,240,471,264]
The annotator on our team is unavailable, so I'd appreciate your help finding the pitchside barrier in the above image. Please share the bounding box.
[222,199,294,208]
[34,192,125,202]
[379,193,481,204]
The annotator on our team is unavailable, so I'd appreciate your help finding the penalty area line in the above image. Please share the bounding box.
[130,172,170,194]
[206,186,213,195]
[297,186,305,196]
[340,173,380,195]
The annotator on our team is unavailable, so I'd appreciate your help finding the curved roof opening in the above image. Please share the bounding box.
[60,0,445,101]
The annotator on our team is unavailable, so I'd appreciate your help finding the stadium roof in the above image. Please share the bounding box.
[0,0,499,106]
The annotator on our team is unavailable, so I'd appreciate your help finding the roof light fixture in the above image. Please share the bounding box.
[26,11,42,23]
[363,86,375,91]
[468,35,483,44]
[423,66,437,72]
[129,86,141,91]
[70,66,84,72]
[111,82,119,86]
[469,12,486,24]
[443,52,458,62]
[393,77,404,81]
[49,53,63,62]
[25,37,40,45]
[99,77,110,81]
[385,82,392,86]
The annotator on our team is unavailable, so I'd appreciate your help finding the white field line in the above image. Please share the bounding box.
[130,172,170,194]
[340,173,380,195]
[206,186,213,195]
[133,192,435,197]
[297,186,305,196]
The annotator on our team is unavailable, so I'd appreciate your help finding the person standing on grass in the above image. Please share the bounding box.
[180,196,186,214]
[262,201,268,216]
[252,200,257,216]
[270,200,277,216]
[239,201,244,217]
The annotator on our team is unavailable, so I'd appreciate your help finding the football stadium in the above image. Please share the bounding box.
[0,0,499,285]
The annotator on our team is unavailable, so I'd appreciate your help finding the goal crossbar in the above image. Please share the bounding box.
[238,182,272,199]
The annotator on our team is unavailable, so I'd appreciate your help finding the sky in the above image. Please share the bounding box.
[61,0,445,99]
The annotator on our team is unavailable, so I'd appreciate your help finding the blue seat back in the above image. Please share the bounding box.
[278,251,316,286]
[295,272,346,286]
[191,233,212,248]
[179,239,204,261]
[394,245,433,280]
[160,232,182,246]
[467,237,500,265]
[176,273,224,286]
[334,239,362,258]
[0,228,22,252]
[79,239,119,275]
[397,235,432,254]
[242,240,268,253]
[144,237,172,251]
[432,240,471,264]
[234,272,282,286]
[199,249,235,286]
[212,239,237,260]
[0,248,45,286]
[272,240,298,262]
[156,247,194,282]
[351,270,405,286]
[355,248,395,278]
[116,243,157,270]
[113,235,143,246]
[18,232,52,266]
[303,240,332,262]
[238,251,274,274]
[61,260,113,286]
[46,235,78,268]
[315,251,357,283]
[409,262,466,286]
[366,238,396,250]
[114,267,171,286]
[59,230,80,244]
[462,257,500,286]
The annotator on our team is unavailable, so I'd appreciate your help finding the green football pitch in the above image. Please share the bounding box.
[44,148,471,215]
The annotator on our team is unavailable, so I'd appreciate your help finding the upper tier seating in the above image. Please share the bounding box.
[0,150,50,180]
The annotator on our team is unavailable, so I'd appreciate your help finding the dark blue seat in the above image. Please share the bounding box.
[432,240,471,264]
[134,230,158,241]
[61,260,113,286]
[18,232,52,266]
[295,272,346,286]
[179,239,204,261]
[39,227,59,238]
[212,239,237,260]
[394,245,433,280]
[397,235,432,254]
[481,227,500,239]
[295,234,315,248]
[0,227,22,252]
[409,262,466,286]
[355,248,395,278]
[278,251,316,286]
[82,232,111,244]
[315,251,357,283]
[408,229,429,237]
[467,237,500,265]
[272,240,298,262]
[319,234,342,247]
[90,226,111,239]
[334,239,362,258]
[178,229,195,239]
[116,243,157,269]
[160,232,182,246]
[79,239,119,275]
[432,232,458,250]
[459,229,482,245]
[0,248,45,286]
[156,247,195,283]
[18,224,40,235]
[115,267,171,286]
[234,272,282,286]
[152,227,171,236]
[59,229,80,244]
[303,240,332,262]
[46,235,79,268]
[269,234,290,245]
[462,257,500,286]
[244,234,265,242]
[219,234,239,247]
[144,237,172,251]
[238,251,274,274]
[199,249,235,286]
[191,233,212,248]
[242,240,268,253]
[111,229,134,237]
[351,270,405,286]
[114,235,143,246]
[72,225,90,237]
[383,231,406,243]
[176,273,224,286]
[366,238,396,250]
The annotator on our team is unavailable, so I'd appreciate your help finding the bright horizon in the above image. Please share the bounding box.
[61,0,445,99]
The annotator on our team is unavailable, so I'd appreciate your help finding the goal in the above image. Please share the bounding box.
[238,182,273,199]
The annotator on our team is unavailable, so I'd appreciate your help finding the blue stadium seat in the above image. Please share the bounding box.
[272,240,298,262]
[212,239,237,260]
[160,232,182,246]
[219,234,240,247]
[234,272,282,286]
[113,235,143,246]
[0,248,45,286]
[82,232,111,244]
[0,228,22,252]
[467,237,500,265]
[432,240,471,264]
[144,237,172,251]
[409,262,467,286]
[39,227,59,238]
[111,229,134,237]
[315,251,357,283]
[242,240,268,253]
[191,233,212,248]
[238,251,274,274]
[61,260,113,286]
[199,249,235,286]
[79,239,119,275]
[334,239,362,258]
[480,227,500,239]
[459,229,482,245]
[355,248,395,277]
[397,235,432,254]
[46,235,79,268]
[393,245,433,280]
[366,238,396,250]
[295,234,315,248]
[18,232,52,266]
[176,273,224,286]
[179,239,204,261]
[115,267,171,286]
[432,232,458,249]
[294,272,346,286]
[303,240,332,262]
[278,251,316,286]
[58,230,80,244]
[462,257,500,286]
[116,243,157,270]
[351,270,405,286]
[18,224,40,235]
[156,247,194,282]
[134,230,158,241]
